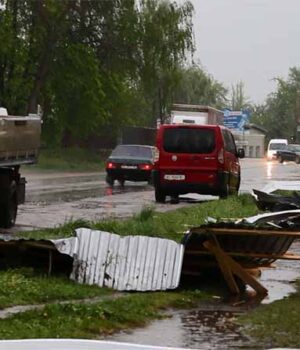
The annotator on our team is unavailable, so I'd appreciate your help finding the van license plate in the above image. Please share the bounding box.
[164,174,185,180]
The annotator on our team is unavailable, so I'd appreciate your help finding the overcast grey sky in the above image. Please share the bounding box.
[189,0,300,104]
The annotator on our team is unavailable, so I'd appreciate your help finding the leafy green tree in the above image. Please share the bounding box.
[229,81,252,111]
[137,0,195,124]
[0,0,196,146]
[255,67,300,141]
[173,64,228,109]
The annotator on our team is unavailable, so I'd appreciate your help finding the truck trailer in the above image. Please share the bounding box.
[170,104,224,126]
[0,108,41,228]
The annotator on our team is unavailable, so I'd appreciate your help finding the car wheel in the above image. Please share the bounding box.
[118,179,125,186]
[106,174,115,187]
[219,182,229,199]
[235,175,241,194]
[296,156,300,164]
[278,155,283,163]
[170,195,179,204]
[155,188,166,203]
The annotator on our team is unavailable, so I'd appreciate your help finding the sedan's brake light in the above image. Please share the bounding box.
[107,162,117,169]
[139,164,152,170]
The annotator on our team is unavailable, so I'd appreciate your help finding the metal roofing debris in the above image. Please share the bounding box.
[54,228,184,291]
[253,189,300,212]
[238,210,300,227]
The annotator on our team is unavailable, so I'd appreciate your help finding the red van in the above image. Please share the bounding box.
[152,124,245,202]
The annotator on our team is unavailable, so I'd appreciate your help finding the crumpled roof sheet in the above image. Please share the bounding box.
[54,228,184,291]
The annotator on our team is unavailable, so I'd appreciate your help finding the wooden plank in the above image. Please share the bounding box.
[185,250,300,260]
[203,241,240,294]
[190,227,300,237]
[203,240,268,295]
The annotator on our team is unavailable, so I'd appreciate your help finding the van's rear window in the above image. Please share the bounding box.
[163,128,215,154]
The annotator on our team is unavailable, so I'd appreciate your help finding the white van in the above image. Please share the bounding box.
[267,139,288,160]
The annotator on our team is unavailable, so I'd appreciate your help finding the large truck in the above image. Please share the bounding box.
[0,107,41,228]
[170,104,224,125]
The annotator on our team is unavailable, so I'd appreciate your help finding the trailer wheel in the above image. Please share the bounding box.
[0,180,18,228]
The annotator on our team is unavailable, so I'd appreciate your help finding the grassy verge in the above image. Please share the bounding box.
[18,193,259,241]
[0,268,113,310]
[237,280,300,348]
[26,147,110,172]
[0,290,207,339]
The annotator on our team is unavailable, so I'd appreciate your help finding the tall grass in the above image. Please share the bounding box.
[27,147,110,172]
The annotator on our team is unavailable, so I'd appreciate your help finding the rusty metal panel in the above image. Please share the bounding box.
[0,114,41,165]
[69,228,184,291]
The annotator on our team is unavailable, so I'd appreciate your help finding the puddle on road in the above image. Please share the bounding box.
[109,307,254,350]
[109,241,300,349]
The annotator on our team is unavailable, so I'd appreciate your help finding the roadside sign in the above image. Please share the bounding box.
[223,110,249,131]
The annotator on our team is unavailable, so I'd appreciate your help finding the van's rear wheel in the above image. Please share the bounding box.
[155,188,166,203]
[219,183,229,199]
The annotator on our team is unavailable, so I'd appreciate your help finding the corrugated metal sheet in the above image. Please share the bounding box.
[64,228,184,291]
[0,229,184,291]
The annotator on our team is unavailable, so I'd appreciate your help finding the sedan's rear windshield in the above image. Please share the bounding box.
[111,145,153,158]
[163,128,215,154]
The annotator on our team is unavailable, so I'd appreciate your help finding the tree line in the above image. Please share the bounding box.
[0,0,299,147]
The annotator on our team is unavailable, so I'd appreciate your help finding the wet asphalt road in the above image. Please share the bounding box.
[5,157,300,232]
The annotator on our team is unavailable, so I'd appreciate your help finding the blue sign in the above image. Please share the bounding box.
[223,110,249,131]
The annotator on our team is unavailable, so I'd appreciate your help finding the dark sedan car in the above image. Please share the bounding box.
[277,144,300,164]
[105,144,155,186]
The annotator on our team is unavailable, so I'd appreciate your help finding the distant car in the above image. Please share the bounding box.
[105,144,155,186]
[277,144,300,164]
[266,138,288,160]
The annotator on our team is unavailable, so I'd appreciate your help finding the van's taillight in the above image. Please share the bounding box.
[218,148,225,164]
[139,164,152,170]
[154,147,160,162]
[107,162,117,169]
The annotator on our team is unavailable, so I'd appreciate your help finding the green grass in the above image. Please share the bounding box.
[26,147,110,172]
[18,194,259,241]
[0,290,207,339]
[237,280,300,348]
[0,268,113,310]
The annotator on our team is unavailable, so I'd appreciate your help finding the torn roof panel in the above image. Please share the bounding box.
[67,228,184,291]
[0,230,184,292]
